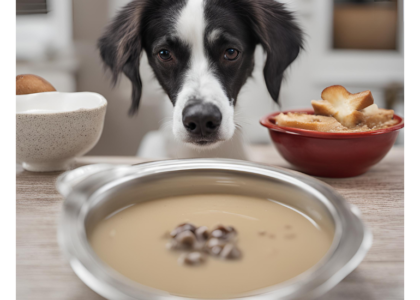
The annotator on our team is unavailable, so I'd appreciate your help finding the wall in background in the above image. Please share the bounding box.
[16,0,77,92]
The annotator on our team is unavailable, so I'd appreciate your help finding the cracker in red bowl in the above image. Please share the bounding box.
[276,85,397,133]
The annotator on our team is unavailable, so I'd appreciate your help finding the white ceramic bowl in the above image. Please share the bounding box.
[16,92,107,172]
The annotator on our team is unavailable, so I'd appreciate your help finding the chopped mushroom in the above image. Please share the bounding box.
[166,223,242,265]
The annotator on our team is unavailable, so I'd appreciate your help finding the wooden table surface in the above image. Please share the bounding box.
[16,145,404,300]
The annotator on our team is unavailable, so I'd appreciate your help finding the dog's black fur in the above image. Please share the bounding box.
[98,0,303,115]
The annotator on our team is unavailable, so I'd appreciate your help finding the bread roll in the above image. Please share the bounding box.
[16,74,56,95]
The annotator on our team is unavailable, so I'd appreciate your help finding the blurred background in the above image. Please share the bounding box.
[16,0,404,156]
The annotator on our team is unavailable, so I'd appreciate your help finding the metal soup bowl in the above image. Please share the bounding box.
[56,159,372,300]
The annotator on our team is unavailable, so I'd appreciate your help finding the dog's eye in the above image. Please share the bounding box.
[224,48,239,61]
[158,49,172,61]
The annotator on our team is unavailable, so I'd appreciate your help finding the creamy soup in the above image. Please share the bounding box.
[89,194,334,298]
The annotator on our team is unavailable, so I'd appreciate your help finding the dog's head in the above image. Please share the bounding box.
[99,0,303,147]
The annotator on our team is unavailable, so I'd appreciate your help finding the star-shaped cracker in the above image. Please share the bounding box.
[311,85,374,128]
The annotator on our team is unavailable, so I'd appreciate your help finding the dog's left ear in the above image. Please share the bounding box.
[98,1,146,115]
[248,0,303,103]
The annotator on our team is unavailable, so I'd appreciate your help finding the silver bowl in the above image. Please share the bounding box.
[56,159,372,300]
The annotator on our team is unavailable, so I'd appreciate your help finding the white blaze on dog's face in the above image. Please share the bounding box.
[172,0,234,147]
[98,0,303,148]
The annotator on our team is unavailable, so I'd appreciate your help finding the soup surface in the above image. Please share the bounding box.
[89,194,334,298]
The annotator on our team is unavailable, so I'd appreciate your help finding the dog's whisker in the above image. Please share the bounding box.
[234,123,244,134]
[234,118,252,126]
[159,117,173,128]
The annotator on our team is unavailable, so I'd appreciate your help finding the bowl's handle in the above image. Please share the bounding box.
[56,164,128,197]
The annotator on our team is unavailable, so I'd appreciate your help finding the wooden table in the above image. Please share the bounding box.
[16,145,404,300]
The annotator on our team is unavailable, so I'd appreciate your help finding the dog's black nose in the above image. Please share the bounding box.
[182,101,222,136]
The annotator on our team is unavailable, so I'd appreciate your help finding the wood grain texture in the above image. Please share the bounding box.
[16,146,403,300]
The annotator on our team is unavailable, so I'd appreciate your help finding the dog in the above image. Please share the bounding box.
[98,0,303,157]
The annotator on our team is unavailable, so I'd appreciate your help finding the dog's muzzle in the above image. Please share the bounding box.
[182,100,222,145]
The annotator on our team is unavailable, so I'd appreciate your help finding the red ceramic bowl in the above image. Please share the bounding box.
[260,109,404,178]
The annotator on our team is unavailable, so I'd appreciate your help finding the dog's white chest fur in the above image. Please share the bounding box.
[138,123,248,160]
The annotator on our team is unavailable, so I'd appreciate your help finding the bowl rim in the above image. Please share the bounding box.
[16,91,107,115]
[57,159,372,300]
[260,109,404,139]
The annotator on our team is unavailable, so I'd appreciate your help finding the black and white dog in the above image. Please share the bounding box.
[99,0,302,154]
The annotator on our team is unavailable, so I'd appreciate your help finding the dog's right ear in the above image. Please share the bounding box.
[98,1,146,115]
[245,0,303,104]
